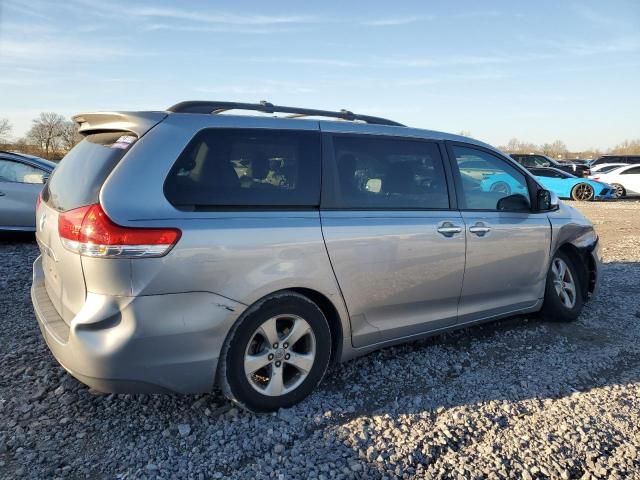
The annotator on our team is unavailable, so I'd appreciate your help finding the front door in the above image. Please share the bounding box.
[321,134,465,347]
[0,159,47,229]
[448,143,552,323]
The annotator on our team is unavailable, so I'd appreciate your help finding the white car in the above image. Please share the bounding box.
[590,164,640,198]
[589,163,627,174]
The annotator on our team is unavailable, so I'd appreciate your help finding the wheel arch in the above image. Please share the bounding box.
[555,242,594,300]
[219,287,346,374]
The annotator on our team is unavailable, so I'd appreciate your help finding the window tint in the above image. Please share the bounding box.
[599,164,624,173]
[44,132,135,211]
[530,168,554,178]
[453,146,531,211]
[328,135,449,209]
[164,129,320,209]
[621,167,640,175]
[0,159,46,184]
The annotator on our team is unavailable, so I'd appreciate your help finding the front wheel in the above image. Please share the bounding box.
[219,292,332,412]
[571,183,594,201]
[539,251,584,322]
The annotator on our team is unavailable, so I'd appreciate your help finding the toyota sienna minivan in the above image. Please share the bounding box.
[32,101,601,412]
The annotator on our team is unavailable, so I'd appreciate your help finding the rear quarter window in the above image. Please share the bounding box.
[43,132,136,211]
[164,128,321,209]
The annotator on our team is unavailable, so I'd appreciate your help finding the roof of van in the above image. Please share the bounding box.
[73,100,501,154]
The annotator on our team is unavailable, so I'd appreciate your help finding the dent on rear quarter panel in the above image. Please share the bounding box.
[82,257,133,296]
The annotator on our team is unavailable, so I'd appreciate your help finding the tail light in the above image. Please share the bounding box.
[36,192,42,210]
[591,176,600,181]
[58,203,181,258]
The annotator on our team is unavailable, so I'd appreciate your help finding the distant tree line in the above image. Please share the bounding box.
[0,113,81,160]
[1,116,639,161]
[498,137,640,160]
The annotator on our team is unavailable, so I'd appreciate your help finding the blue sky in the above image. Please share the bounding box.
[1,0,639,150]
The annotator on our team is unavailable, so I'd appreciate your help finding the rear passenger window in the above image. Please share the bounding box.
[164,129,321,209]
[327,135,449,209]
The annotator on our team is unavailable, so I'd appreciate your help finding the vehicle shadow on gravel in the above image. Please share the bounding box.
[2,237,639,478]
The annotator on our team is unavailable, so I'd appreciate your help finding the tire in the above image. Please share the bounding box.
[611,183,626,199]
[539,251,584,323]
[490,181,511,195]
[570,183,594,201]
[219,291,331,412]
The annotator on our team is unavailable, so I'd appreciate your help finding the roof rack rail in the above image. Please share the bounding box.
[166,100,405,127]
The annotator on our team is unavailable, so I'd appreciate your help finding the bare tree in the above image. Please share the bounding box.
[499,138,538,154]
[610,139,640,155]
[26,112,66,158]
[59,121,82,152]
[541,140,568,159]
[0,118,12,143]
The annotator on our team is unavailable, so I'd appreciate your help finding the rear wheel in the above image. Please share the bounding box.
[611,183,626,199]
[490,181,511,195]
[571,183,594,201]
[219,292,331,412]
[540,251,584,322]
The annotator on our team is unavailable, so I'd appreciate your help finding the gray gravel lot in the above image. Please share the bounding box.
[1,201,640,479]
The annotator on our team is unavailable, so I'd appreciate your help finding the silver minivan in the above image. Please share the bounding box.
[31,101,601,412]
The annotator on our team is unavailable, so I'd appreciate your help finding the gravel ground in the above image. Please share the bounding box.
[1,201,639,479]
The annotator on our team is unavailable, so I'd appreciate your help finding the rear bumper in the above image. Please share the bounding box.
[31,255,244,394]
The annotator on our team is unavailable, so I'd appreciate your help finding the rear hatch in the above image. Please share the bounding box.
[37,131,139,324]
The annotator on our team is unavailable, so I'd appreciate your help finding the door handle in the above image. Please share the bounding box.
[0,192,5,197]
[469,222,491,237]
[437,222,462,237]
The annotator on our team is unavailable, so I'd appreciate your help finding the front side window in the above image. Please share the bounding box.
[0,159,46,184]
[453,145,531,211]
[621,167,640,175]
[164,129,321,209]
[329,135,449,209]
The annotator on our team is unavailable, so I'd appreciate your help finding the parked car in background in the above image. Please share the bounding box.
[0,151,55,231]
[590,155,640,167]
[590,164,640,198]
[528,167,613,201]
[31,101,601,411]
[510,153,591,177]
[589,163,627,174]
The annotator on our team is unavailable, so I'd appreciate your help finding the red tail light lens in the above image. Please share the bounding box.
[591,176,600,180]
[58,204,181,258]
[36,192,42,210]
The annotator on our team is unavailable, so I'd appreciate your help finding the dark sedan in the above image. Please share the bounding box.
[510,153,591,177]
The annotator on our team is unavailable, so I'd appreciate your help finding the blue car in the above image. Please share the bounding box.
[480,167,613,202]
[528,167,613,201]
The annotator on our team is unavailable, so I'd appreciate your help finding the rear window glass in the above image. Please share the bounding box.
[164,128,321,209]
[43,132,135,211]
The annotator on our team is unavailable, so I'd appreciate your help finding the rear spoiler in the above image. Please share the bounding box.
[72,111,167,138]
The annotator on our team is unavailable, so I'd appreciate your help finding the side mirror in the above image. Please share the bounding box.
[537,189,559,211]
[497,194,530,212]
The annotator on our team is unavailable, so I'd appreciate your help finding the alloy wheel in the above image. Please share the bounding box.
[243,314,316,396]
[574,183,594,201]
[551,258,576,309]
[490,182,511,195]
[612,184,625,199]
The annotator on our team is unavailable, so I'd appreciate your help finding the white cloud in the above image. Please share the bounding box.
[248,57,361,68]
[127,6,319,26]
[362,15,433,26]
[383,55,508,68]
